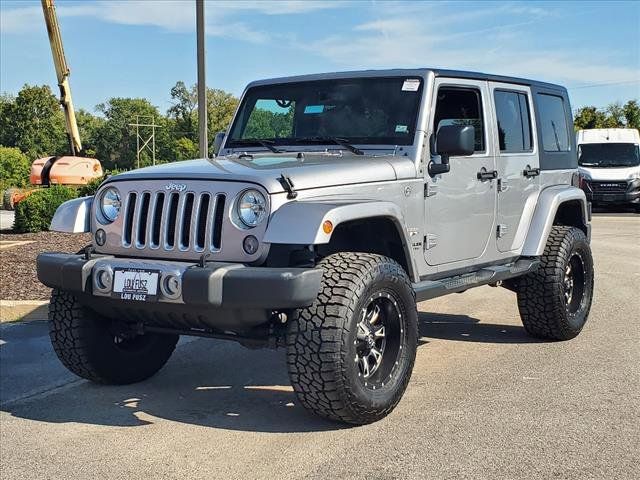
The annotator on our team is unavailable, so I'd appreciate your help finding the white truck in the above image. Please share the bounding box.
[577,128,640,212]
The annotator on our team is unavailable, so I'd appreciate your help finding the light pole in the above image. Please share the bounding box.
[196,0,208,158]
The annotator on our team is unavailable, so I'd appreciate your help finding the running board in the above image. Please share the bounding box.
[413,258,540,302]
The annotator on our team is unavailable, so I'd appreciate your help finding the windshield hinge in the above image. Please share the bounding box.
[424,183,438,197]
[278,173,298,199]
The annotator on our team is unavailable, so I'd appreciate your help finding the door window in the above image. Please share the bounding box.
[434,87,485,152]
[494,91,533,152]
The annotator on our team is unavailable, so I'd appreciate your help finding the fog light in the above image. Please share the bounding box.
[95,268,112,291]
[161,274,181,300]
[95,229,106,246]
[243,235,259,255]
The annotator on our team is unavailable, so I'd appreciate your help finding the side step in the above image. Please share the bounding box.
[413,258,540,302]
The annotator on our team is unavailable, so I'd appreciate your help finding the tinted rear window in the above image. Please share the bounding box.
[537,94,570,152]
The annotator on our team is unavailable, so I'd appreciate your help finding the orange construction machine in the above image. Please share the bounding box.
[32,0,103,187]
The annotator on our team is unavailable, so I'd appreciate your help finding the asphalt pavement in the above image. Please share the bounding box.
[1,214,638,479]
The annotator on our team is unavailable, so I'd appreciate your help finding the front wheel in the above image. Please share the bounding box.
[516,226,594,340]
[49,289,179,384]
[286,253,418,424]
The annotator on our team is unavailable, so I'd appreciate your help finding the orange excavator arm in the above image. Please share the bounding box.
[41,0,82,156]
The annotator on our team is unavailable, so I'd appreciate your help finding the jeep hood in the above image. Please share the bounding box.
[109,153,417,193]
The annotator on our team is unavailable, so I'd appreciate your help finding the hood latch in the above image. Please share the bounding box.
[278,173,298,199]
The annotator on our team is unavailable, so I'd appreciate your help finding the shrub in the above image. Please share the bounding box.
[0,146,31,191]
[77,175,105,197]
[77,168,125,197]
[14,185,78,233]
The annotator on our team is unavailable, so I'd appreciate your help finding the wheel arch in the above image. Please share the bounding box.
[264,201,418,281]
[522,186,590,257]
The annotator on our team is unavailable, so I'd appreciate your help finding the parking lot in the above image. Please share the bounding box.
[1,214,638,480]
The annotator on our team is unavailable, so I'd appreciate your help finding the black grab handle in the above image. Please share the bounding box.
[477,169,498,181]
[523,166,540,178]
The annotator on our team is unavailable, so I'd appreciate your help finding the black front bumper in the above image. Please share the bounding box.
[37,253,322,331]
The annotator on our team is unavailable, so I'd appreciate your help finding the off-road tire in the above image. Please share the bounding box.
[516,226,594,340]
[49,289,179,384]
[286,252,418,424]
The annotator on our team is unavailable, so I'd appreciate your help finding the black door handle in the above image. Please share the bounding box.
[523,166,540,178]
[477,169,498,181]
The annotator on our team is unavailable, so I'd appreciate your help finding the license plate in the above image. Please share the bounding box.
[112,268,159,302]
[602,194,617,202]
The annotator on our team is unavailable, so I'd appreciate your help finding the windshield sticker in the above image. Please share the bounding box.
[402,79,421,92]
[304,105,324,114]
[395,125,408,133]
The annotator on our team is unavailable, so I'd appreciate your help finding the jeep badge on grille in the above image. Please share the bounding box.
[165,182,187,192]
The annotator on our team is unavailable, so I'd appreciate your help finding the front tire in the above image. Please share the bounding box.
[516,226,594,340]
[286,253,418,424]
[49,289,178,384]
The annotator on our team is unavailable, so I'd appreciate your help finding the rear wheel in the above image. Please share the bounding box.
[49,289,178,384]
[516,226,594,340]
[286,252,418,424]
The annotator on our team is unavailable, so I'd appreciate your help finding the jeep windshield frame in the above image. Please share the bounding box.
[226,76,424,151]
[578,142,640,168]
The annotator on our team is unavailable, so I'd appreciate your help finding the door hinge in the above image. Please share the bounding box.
[497,224,509,238]
[497,178,509,192]
[424,183,438,197]
[424,234,438,250]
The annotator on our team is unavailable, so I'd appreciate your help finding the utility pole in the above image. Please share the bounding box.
[128,115,161,169]
[196,0,208,158]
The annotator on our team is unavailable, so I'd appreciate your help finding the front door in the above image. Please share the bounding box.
[425,78,497,266]
[489,82,541,252]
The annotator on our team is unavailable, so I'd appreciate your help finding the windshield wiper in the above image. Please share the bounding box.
[232,138,282,154]
[296,137,365,155]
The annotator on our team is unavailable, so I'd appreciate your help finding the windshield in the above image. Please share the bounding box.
[227,77,424,150]
[578,143,640,168]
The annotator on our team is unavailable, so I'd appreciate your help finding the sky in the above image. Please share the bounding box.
[1,0,639,115]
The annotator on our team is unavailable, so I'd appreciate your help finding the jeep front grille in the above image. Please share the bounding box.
[122,191,226,252]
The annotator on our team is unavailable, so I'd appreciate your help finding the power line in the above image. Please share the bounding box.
[568,80,640,90]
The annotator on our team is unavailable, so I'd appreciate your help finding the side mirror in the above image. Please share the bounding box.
[428,125,475,176]
[212,131,226,157]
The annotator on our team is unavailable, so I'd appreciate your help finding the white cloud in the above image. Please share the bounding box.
[302,2,640,87]
[0,0,343,42]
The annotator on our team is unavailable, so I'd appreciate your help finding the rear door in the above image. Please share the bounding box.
[489,83,541,252]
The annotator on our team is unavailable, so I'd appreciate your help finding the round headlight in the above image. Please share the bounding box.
[99,187,121,223]
[237,189,267,227]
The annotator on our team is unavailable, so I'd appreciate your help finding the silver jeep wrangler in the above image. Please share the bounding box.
[38,69,594,425]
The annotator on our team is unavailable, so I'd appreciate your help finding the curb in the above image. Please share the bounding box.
[0,300,49,323]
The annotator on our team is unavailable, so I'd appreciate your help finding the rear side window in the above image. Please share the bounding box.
[434,87,485,152]
[537,94,570,152]
[494,91,532,152]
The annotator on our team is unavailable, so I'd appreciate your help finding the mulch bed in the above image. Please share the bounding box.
[0,230,91,300]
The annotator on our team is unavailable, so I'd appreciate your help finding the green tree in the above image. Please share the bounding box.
[95,97,172,169]
[0,93,16,147]
[172,137,198,160]
[623,100,640,130]
[167,81,239,156]
[574,100,639,132]
[573,106,607,130]
[206,87,239,139]
[76,108,105,158]
[0,146,31,190]
[167,81,197,142]
[0,85,67,159]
